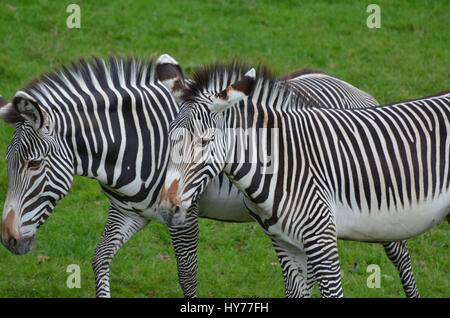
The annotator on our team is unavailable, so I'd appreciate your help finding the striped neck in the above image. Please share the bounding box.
[20,57,178,193]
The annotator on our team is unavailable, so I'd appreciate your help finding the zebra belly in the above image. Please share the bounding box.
[198,179,254,222]
[334,192,450,242]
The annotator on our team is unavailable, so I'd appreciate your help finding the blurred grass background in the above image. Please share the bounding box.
[0,0,448,297]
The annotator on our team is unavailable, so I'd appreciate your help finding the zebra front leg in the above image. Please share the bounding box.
[271,239,313,297]
[168,202,200,298]
[382,241,420,298]
[303,210,343,298]
[92,206,148,298]
[304,238,343,298]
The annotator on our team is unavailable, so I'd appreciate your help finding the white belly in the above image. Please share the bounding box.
[334,192,450,242]
[198,178,254,222]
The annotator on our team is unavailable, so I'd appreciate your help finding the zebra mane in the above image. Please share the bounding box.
[25,55,157,98]
[181,60,315,109]
[0,56,160,125]
[182,60,276,100]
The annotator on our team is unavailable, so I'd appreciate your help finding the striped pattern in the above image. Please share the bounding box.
[161,62,450,297]
[300,97,450,219]
[0,57,423,298]
[4,124,72,239]
[279,69,378,109]
[168,68,396,297]
[1,57,179,297]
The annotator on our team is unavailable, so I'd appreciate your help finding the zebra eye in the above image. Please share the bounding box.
[216,90,227,99]
[196,136,214,147]
[28,159,43,169]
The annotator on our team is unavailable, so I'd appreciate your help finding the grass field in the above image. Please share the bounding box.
[0,0,448,298]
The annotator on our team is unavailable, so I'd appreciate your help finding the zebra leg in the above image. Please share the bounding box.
[271,239,313,297]
[92,205,148,298]
[168,201,200,298]
[303,211,343,298]
[305,239,343,298]
[382,241,420,298]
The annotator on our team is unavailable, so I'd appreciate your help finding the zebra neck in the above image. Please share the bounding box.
[222,101,287,202]
[61,82,177,202]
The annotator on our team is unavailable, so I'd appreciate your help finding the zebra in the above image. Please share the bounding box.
[157,61,450,297]
[0,55,418,298]
[158,57,420,298]
[0,56,194,297]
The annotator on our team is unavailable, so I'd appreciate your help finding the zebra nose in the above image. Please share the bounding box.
[171,205,182,216]
[1,209,20,242]
[2,236,35,255]
[171,204,186,225]
[159,203,186,227]
[8,237,18,246]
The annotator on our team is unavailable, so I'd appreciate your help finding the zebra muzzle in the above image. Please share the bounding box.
[158,178,187,226]
[1,208,36,255]
[1,235,35,255]
[158,203,186,227]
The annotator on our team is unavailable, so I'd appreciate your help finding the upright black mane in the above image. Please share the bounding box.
[181,59,315,109]
[25,55,157,98]
[0,56,159,125]
[181,60,277,102]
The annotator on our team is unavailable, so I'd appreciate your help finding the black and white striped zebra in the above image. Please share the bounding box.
[158,61,449,297]
[0,55,419,298]
[0,57,180,297]
[159,58,420,298]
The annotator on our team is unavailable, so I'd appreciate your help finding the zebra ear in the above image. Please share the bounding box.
[210,68,256,113]
[12,92,44,130]
[0,94,7,108]
[0,95,22,126]
[156,54,187,103]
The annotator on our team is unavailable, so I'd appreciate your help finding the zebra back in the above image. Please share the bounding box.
[278,68,378,109]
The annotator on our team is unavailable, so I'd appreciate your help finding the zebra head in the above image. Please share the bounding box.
[158,63,256,226]
[0,91,74,254]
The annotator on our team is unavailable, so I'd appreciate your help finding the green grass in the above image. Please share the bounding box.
[0,0,448,298]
